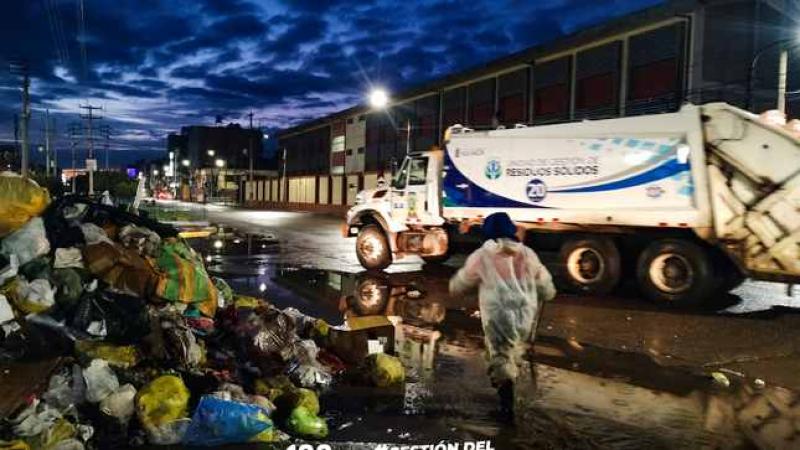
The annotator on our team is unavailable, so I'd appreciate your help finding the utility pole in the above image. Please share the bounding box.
[100,124,111,170]
[44,109,51,177]
[51,117,57,176]
[79,104,102,195]
[68,123,81,194]
[778,48,788,114]
[248,111,254,183]
[10,60,30,178]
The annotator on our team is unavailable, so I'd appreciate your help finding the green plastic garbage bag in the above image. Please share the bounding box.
[51,269,83,308]
[287,407,328,439]
[366,353,405,387]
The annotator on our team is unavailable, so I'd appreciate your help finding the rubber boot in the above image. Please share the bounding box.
[497,380,514,424]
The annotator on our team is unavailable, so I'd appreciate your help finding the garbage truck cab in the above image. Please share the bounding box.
[345,148,449,269]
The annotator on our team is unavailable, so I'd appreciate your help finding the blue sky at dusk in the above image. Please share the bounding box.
[1,0,663,164]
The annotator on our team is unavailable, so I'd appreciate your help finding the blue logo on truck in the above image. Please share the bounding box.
[526,179,547,202]
[485,159,501,179]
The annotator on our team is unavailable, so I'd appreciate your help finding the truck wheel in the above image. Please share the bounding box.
[637,239,714,306]
[356,225,392,270]
[559,237,621,295]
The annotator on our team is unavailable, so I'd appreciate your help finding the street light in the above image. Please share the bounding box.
[207,149,215,157]
[181,159,190,167]
[215,159,224,168]
[369,88,389,109]
[746,35,800,112]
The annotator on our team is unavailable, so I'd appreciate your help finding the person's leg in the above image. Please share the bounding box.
[486,338,517,422]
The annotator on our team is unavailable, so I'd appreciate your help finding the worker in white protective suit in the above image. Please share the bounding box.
[449,212,556,421]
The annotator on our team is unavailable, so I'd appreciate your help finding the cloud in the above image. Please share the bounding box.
[0,0,666,159]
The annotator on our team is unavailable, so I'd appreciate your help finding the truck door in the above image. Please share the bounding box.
[390,156,429,224]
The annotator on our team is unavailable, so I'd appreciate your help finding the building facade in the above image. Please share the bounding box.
[263,0,799,210]
[166,124,270,201]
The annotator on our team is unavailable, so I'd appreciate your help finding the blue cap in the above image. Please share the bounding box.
[481,212,518,241]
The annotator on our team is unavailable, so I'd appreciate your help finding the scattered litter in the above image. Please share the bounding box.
[753,378,766,389]
[711,371,731,388]
[100,384,137,423]
[365,353,405,387]
[83,359,120,403]
[183,395,275,446]
[0,195,411,448]
[53,248,84,269]
[2,218,50,266]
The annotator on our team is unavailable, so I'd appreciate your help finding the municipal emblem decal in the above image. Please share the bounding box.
[485,159,502,179]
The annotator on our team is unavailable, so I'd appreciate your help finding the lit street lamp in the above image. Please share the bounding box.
[369,88,389,109]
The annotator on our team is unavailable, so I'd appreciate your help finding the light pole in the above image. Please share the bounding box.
[214,158,224,200]
[368,88,391,177]
[746,37,799,113]
[182,159,190,200]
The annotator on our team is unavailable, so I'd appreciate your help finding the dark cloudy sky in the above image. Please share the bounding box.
[0,0,663,165]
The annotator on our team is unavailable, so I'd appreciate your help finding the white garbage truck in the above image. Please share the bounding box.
[344,103,800,306]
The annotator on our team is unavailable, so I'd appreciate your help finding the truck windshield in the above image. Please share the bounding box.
[392,158,409,189]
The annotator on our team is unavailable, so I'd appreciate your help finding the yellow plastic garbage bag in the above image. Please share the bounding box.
[0,440,30,450]
[366,353,405,387]
[75,341,140,369]
[275,388,319,416]
[0,174,50,238]
[136,375,190,444]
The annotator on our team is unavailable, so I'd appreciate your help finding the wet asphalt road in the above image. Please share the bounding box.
[157,201,800,449]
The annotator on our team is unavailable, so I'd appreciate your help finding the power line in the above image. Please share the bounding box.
[77,0,88,81]
[80,103,102,194]
[9,60,30,177]
[99,124,111,170]
[67,122,81,194]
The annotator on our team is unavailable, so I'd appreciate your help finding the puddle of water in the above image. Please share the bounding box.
[183,229,800,449]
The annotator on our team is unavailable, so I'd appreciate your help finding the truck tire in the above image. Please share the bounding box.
[637,239,714,307]
[558,237,621,295]
[356,225,392,270]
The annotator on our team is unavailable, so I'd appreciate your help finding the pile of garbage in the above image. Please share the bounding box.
[0,173,405,449]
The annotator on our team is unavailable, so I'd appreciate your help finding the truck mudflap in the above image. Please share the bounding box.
[707,140,800,281]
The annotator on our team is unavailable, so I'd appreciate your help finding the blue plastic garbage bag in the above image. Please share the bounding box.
[182,395,274,446]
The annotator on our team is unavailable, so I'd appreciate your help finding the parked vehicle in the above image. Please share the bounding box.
[345,103,800,306]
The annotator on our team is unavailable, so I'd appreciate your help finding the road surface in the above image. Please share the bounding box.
[158,201,800,448]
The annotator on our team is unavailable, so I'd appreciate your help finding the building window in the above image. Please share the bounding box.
[358,115,366,122]
[535,83,570,116]
[630,59,678,100]
[443,87,466,128]
[627,23,686,114]
[347,118,354,124]
[534,56,571,122]
[357,147,364,154]
[576,73,615,110]
[575,42,620,117]
[498,68,529,125]
[469,79,496,127]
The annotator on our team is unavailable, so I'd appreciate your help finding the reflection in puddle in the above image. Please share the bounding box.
[183,231,800,448]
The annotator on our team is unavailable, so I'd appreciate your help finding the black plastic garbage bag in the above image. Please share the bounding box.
[70,291,150,345]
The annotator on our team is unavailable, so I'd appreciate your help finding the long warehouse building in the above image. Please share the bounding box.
[249,0,799,210]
